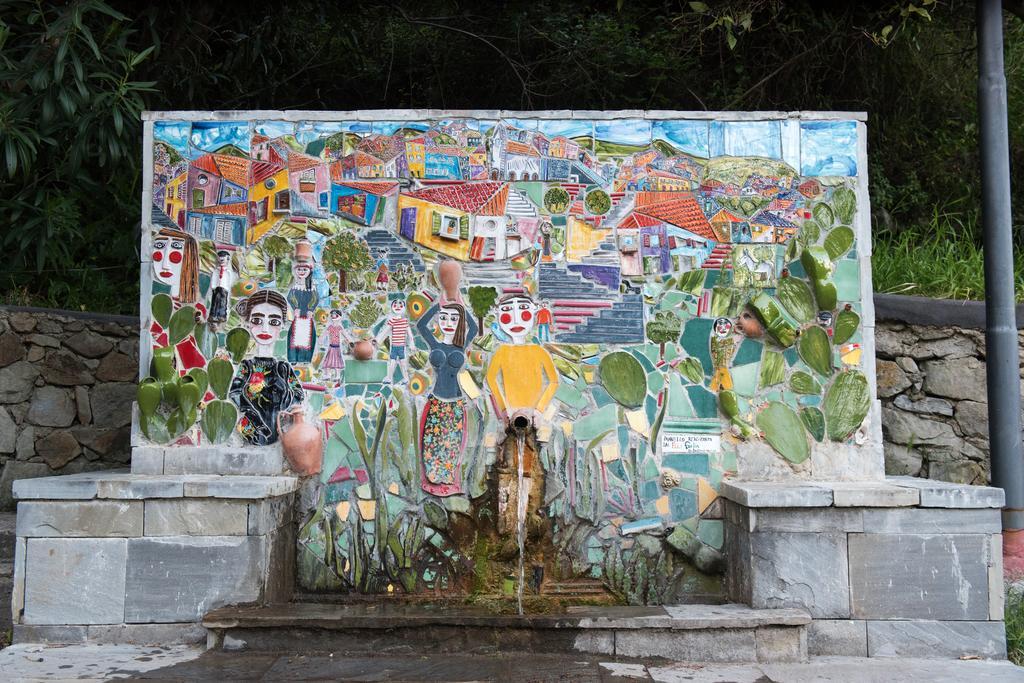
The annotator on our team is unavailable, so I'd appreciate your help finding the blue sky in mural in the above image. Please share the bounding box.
[295,121,352,146]
[190,121,250,155]
[800,121,858,176]
[374,121,430,135]
[504,118,538,131]
[652,120,709,157]
[781,120,801,171]
[595,119,651,147]
[536,119,593,140]
[254,120,294,139]
[709,121,781,159]
[154,121,190,153]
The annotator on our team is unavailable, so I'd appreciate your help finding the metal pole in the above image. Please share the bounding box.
[977,0,1023,533]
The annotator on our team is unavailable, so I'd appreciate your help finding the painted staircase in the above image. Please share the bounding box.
[363,229,426,273]
[702,242,734,270]
[505,187,538,218]
[537,262,644,343]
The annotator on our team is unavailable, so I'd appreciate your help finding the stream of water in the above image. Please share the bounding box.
[515,432,527,616]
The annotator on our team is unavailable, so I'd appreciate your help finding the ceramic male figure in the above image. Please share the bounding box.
[229,290,304,446]
[208,249,235,325]
[376,293,415,383]
[484,293,559,428]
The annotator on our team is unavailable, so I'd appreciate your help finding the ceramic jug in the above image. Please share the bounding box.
[350,339,376,361]
[438,260,463,303]
[277,406,323,476]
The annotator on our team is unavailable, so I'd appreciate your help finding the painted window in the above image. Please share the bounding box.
[318,191,328,208]
[400,207,417,240]
[214,218,234,243]
[192,189,204,208]
[274,190,290,212]
[188,215,203,234]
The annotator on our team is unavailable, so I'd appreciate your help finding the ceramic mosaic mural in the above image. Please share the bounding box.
[140,111,877,604]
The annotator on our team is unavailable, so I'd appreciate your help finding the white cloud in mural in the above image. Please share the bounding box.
[800,121,858,176]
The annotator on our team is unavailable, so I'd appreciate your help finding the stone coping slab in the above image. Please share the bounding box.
[12,470,299,501]
[721,477,1003,509]
[202,602,810,631]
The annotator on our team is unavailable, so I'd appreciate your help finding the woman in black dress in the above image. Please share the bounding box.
[229,290,304,446]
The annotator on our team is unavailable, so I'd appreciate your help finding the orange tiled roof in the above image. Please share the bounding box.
[191,202,248,216]
[335,180,400,195]
[212,154,251,187]
[630,192,716,240]
[405,181,508,215]
[288,152,322,173]
[505,140,539,157]
[251,161,285,186]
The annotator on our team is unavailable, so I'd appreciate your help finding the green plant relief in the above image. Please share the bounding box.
[824,370,871,441]
[800,407,826,442]
[759,350,784,388]
[226,327,251,362]
[168,305,197,345]
[201,399,238,444]
[776,277,815,323]
[207,357,234,399]
[824,226,855,260]
[833,307,860,345]
[598,351,646,408]
[756,401,810,464]
[790,371,822,395]
[798,326,833,378]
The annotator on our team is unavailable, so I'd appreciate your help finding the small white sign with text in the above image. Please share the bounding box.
[660,432,720,454]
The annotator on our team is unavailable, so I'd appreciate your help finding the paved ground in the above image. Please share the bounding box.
[1,645,1024,682]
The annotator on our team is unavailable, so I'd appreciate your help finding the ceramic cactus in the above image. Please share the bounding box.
[800,407,826,442]
[748,293,798,348]
[168,305,197,346]
[756,401,810,464]
[150,345,175,383]
[833,307,860,345]
[776,276,815,324]
[207,357,234,400]
[598,351,646,408]
[136,377,162,418]
[824,370,871,441]
[800,246,838,312]
[201,399,238,444]
[226,327,251,363]
[790,370,822,395]
[824,226,855,260]
[798,325,833,378]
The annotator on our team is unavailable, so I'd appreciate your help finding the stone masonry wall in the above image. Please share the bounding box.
[0,307,138,509]
[876,319,1024,486]
[0,302,1015,509]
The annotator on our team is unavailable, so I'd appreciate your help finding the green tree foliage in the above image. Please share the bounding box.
[321,230,372,293]
[467,285,498,332]
[0,0,157,310]
[349,295,383,330]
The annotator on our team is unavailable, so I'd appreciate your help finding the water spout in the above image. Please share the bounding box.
[513,414,529,616]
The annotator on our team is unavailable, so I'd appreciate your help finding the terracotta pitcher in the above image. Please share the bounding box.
[438,260,463,303]
[350,339,376,361]
[277,406,323,476]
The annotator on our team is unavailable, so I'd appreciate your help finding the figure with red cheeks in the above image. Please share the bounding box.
[484,293,559,430]
[149,228,206,372]
[229,290,304,446]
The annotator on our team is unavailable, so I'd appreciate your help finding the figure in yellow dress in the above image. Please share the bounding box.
[484,293,559,429]
[710,316,736,392]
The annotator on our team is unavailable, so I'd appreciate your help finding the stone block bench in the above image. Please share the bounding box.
[10,467,299,645]
[722,477,1007,659]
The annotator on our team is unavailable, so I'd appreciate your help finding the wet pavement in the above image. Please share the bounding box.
[2,644,1024,682]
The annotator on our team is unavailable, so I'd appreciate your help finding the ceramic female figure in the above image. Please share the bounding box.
[229,290,304,446]
[208,249,235,325]
[416,301,479,496]
[319,309,352,384]
[287,240,318,365]
[149,227,207,372]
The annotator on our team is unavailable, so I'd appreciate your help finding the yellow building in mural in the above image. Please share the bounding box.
[248,163,290,244]
[396,195,473,261]
[162,171,187,228]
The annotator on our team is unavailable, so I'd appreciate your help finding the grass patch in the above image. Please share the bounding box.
[872,205,1024,303]
[1007,580,1024,664]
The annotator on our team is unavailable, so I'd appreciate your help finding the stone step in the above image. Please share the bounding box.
[202,603,810,663]
[12,470,300,502]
